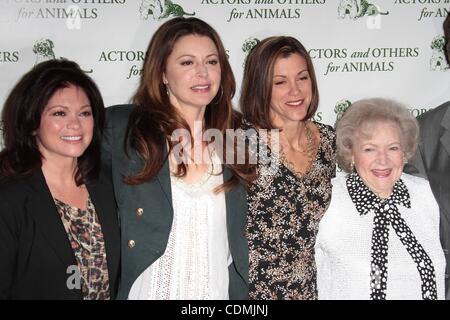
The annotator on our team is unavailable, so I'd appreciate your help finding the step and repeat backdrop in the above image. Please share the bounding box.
[1,0,450,130]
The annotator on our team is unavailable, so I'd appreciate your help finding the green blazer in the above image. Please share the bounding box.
[102,105,249,300]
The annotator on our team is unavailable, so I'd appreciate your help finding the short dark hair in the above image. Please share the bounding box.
[0,59,105,185]
[240,36,319,129]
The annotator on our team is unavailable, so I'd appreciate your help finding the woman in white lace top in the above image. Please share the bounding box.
[102,17,248,300]
[314,98,446,300]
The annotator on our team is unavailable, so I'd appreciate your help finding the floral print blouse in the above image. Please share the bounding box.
[246,121,336,300]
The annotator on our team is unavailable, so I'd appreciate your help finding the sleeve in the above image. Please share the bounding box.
[0,195,19,299]
[314,237,331,300]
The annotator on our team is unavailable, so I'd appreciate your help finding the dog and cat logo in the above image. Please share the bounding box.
[242,37,260,66]
[140,0,195,20]
[32,38,93,72]
[430,35,449,71]
[338,0,388,20]
[335,99,352,120]
[242,37,260,54]
[33,39,56,65]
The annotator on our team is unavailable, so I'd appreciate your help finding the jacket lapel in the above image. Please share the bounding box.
[155,143,173,209]
[440,107,450,158]
[223,167,248,282]
[26,170,77,269]
[86,176,120,298]
[153,159,248,280]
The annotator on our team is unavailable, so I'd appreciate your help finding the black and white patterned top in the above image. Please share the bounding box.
[245,120,336,300]
[315,172,446,300]
[347,172,437,300]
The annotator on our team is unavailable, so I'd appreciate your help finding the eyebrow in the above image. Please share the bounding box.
[360,141,401,146]
[45,104,91,111]
[175,53,219,60]
[273,69,309,77]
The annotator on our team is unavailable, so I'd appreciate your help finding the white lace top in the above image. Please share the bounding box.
[128,154,231,300]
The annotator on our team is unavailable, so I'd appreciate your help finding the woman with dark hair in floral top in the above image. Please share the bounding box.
[240,36,336,300]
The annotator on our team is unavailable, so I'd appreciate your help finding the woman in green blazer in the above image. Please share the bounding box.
[102,17,248,300]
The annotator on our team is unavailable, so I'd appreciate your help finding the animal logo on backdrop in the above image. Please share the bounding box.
[139,0,195,20]
[242,37,260,66]
[430,36,449,71]
[32,38,93,73]
[334,99,352,120]
[33,39,56,64]
[338,0,389,20]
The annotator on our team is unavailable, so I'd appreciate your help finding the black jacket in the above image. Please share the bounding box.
[0,169,120,299]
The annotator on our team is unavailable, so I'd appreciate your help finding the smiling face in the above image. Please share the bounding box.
[269,53,312,128]
[37,85,94,164]
[163,34,221,115]
[352,120,405,198]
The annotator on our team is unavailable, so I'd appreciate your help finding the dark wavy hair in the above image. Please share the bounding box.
[125,17,241,189]
[240,36,319,129]
[0,58,105,185]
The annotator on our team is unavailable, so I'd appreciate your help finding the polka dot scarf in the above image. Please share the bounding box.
[346,172,438,300]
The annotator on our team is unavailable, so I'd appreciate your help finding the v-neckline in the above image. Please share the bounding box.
[276,122,322,180]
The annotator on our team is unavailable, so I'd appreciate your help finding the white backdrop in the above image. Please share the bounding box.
[1,0,450,130]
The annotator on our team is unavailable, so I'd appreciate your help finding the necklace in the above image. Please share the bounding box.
[279,122,317,176]
[301,123,315,153]
[284,122,315,156]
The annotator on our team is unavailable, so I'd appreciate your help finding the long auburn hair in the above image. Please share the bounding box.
[125,17,240,189]
[240,36,319,130]
[0,59,105,185]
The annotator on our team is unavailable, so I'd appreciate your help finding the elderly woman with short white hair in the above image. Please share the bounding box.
[314,98,446,300]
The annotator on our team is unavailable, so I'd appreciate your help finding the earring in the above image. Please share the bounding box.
[163,82,169,96]
[403,157,408,165]
[350,158,355,173]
